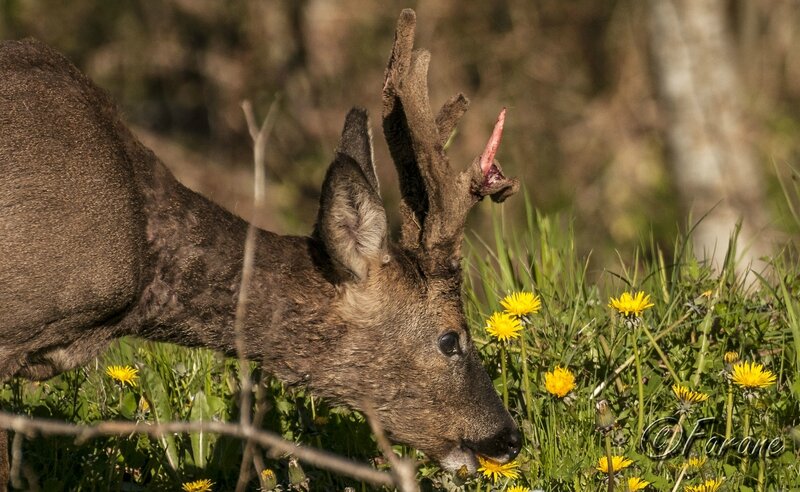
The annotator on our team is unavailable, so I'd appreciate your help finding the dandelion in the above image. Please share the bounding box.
[672,385,709,404]
[723,351,739,364]
[627,477,651,491]
[485,312,523,342]
[507,486,529,492]
[500,291,541,317]
[544,366,576,398]
[686,456,707,470]
[595,455,633,474]
[684,478,724,492]
[260,468,278,490]
[608,291,654,319]
[730,361,776,390]
[182,479,214,492]
[672,384,709,414]
[500,292,540,426]
[609,290,662,437]
[137,396,150,416]
[477,455,520,482]
[105,365,139,388]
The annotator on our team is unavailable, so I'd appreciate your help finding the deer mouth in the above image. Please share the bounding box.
[439,440,518,474]
[439,442,481,474]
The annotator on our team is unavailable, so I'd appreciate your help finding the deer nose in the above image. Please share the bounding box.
[504,427,522,460]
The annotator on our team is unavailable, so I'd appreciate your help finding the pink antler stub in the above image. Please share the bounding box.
[480,107,506,176]
[475,108,518,202]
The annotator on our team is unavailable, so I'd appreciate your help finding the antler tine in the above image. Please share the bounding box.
[383,9,519,269]
[435,93,469,148]
[383,9,427,250]
[383,10,460,251]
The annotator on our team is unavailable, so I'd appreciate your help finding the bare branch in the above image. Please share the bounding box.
[0,412,394,488]
[236,370,271,492]
[233,99,280,490]
[9,431,21,490]
[362,402,419,492]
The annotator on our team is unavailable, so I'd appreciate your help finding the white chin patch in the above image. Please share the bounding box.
[440,446,479,474]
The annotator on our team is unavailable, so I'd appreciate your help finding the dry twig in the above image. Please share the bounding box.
[0,411,394,487]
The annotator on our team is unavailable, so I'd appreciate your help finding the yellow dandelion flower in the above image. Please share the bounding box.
[477,455,520,482]
[672,385,709,405]
[182,479,214,492]
[700,290,713,298]
[684,478,723,492]
[544,366,576,398]
[723,352,739,364]
[105,365,139,388]
[507,486,529,492]
[596,455,633,474]
[730,361,776,389]
[627,477,651,491]
[686,456,707,470]
[500,291,541,317]
[261,468,277,489]
[138,396,150,413]
[486,312,523,342]
[608,291,654,318]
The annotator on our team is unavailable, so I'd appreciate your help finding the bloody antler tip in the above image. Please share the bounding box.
[494,108,507,137]
[480,108,507,174]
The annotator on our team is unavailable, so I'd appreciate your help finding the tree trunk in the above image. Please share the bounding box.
[647,0,770,276]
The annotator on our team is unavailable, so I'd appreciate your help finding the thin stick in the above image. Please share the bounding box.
[236,369,270,492]
[0,411,394,488]
[233,99,280,491]
[235,99,279,428]
[670,463,688,492]
[9,431,21,490]
[362,402,419,492]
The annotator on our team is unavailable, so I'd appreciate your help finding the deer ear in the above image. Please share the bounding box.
[338,107,380,194]
[316,111,387,282]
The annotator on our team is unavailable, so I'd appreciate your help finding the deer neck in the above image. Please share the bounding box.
[134,162,339,374]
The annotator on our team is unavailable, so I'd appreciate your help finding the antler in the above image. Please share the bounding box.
[382,9,519,271]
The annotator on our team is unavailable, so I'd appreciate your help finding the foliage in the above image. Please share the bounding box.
[6,1,800,265]
[2,205,799,490]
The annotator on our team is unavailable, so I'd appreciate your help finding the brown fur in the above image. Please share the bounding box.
[0,10,520,486]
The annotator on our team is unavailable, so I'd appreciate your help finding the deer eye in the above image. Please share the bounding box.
[438,331,461,357]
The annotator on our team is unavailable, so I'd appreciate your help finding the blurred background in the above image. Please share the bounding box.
[3,0,800,274]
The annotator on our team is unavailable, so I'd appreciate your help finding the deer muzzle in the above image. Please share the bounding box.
[439,423,521,473]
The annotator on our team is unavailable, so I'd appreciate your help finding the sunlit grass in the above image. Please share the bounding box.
[1,201,799,489]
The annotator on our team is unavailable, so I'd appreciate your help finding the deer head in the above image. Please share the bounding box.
[310,9,521,472]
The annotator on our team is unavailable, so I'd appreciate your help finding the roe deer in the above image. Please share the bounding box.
[0,8,521,484]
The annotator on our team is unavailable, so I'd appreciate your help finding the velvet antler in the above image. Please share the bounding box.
[382,9,519,272]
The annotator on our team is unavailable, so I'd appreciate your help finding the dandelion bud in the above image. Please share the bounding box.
[287,457,307,488]
[260,468,277,491]
[595,399,616,433]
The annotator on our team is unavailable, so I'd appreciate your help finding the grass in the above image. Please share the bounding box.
[2,201,799,491]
